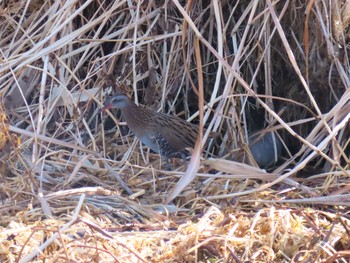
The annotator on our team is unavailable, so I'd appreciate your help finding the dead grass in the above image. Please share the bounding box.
[0,0,350,262]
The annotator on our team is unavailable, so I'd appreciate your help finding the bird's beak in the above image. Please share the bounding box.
[100,103,112,113]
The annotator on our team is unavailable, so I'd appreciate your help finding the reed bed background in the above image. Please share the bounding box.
[0,0,349,262]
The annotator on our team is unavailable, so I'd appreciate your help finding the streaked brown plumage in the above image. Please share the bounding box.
[101,94,200,169]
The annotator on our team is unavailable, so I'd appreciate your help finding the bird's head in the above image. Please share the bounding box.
[101,94,132,112]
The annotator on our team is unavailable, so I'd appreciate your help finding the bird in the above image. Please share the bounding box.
[249,131,282,168]
[101,93,203,170]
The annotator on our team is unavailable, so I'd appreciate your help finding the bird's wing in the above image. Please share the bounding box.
[156,113,199,151]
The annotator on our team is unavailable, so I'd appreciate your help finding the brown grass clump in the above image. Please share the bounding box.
[0,0,350,262]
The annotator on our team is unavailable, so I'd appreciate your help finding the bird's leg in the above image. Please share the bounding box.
[164,158,172,171]
[156,133,173,170]
[180,151,188,170]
